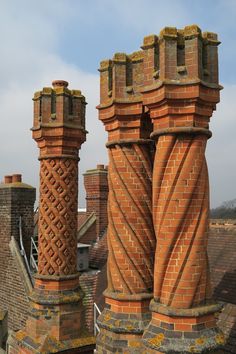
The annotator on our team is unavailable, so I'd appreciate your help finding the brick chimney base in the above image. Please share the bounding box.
[142,300,225,353]
[8,276,95,354]
[96,293,152,353]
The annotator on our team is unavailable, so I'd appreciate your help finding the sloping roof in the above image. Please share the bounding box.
[77,211,89,230]
[208,225,236,353]
[208,226,236,304]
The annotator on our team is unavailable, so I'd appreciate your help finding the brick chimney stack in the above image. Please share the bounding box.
[0,174,35,330]
[97,51,156,351]
[9,81,95,353]
[142,25,224,352]
[97,25,224,353]
[83,164,108,237]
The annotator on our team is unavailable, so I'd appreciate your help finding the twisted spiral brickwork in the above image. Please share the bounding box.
[153,134,212,308]
[38,158,78,275]
[107,143,156,294]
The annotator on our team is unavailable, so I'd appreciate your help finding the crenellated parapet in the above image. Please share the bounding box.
[33,80,86,128]
[141,25,220,87]
[98,51,150,142]
[99,51,144,104]
[32,80,87,158]
[99,25,220,109]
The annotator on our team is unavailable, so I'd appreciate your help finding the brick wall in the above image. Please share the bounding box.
[0,175,35,331]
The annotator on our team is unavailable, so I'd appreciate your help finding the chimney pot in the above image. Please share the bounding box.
[97,164,104,170]
[12,174,22,183]
[4,175,12,184]
[52,80,69,88]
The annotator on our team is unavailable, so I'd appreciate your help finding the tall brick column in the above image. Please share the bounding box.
[96,53,156,353]
[8,80,95,353]
[141,26,225,352]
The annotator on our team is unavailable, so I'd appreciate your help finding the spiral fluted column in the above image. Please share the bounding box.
[96,52,156,353]
[141,26,225,353]
[152,133,211,308]
[107,141,154,295]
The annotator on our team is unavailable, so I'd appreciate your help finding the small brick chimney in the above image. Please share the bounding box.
[0,174,35,331]
[84,164,108,237]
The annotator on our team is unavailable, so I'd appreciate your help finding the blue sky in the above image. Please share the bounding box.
[0,0,235,207]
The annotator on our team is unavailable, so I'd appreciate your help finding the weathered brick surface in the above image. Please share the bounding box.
[97,24,223,353]
[38,157,78,276]
[106,142,155,294]
[0,177,35,332]
[9,80,95,353]
[142,25,223,353]
[97,29,156,352]
[152,134,211,308]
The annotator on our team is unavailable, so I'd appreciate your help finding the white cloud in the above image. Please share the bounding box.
[0,1,107,207]
[0,0,235,209]
[207,84,236,207]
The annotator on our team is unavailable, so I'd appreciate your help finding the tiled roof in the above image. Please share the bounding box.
[208,226,236,353]
[208,227,236,304]
[77,211,88,230]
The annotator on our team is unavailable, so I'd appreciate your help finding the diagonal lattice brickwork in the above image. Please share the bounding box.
[8,80,95,354]
[38,158,78,276]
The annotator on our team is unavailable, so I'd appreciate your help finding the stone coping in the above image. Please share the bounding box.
[29,286,84,305]
[31,123,87,131]
[106,138,154,148]
[0,182,34,189]
[151,127,212,140]
[150,300,223,317]
[38,154,80,161]
[141,78,223,93]
[104,290,153,301]
[97,308,151,334]
[34,272,80,281]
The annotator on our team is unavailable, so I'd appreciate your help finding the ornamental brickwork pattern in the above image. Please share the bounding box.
[97,24,224,353]
[107,142,155,294]
[38,158,78,276]
[152,134,211,308]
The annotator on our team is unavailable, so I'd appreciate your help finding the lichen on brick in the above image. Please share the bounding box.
[148,332,165,347]
[195,336,206,345]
